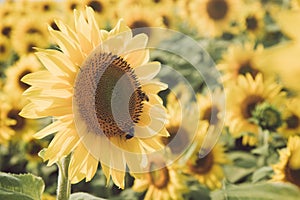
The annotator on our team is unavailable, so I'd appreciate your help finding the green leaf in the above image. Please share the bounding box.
[211,182,300,200]
[227,151,257,168]
[0,172,45,200]
[223,165,256,183]
[185,183,211,200]
[70,192,105,200]
[251,144,269,156]
[252,167,273,183]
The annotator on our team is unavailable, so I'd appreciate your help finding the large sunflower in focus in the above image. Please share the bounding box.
[272,136,300,188]
[20,7,169,189]
[189,0,239,37]
[226,73,284,146]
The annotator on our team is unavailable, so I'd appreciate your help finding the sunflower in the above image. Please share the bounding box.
[133,155,188,200]
[0,92,40,143]
[272,136,300,188]
[29,0,59,14]
[63,0,84,13]
[20,7,169,189]
[189,0,240,37]
[118,6,162,38]
[239,1,265,39]
[226,73,284,146]
[161,88,196,156]
[3,55,42,104]
[0,15,15,39]
[12,34,48,55]
[278,98,300,138]
[0,1,14,19]
[217,42,268,84]
[182,122,228,190]
[0,35,12,62]
[0,94,15,144]
[12,14,49,41]
[156,5,178,30]
[12,15,50,55]
[196,88,225,126]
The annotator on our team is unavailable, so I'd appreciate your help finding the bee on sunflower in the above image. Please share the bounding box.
[20,7,169,189]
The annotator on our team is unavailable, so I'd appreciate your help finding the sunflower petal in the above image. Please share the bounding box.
[134,62,160,81]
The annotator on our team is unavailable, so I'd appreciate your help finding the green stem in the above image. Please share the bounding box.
[56,154,71,200]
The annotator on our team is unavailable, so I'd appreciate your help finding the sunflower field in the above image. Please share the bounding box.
[1,0,300,200]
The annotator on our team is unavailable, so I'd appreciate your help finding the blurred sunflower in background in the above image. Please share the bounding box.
[272,136,300,188]
[3,55,42,104]
[0,35,11,62]
[0,16,15,39]
[20,7,168,189]
[0,94,15,144]
[12,16,50,55]
[189,0,240,37]
[133,155,188,200]
[279,98,300,138]
[197,88,225,126]
[118,6,162,38]
[1,94,41,142]
[161,87,195,156]
[217,42,267,83]
[225,73,284,146]
[182,122,228,190]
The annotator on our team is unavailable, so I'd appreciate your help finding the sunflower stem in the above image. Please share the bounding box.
[56,154,71,200]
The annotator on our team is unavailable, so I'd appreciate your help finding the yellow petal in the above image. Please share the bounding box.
[100,163,111,186]
[134,62,161,81]
[49,29,84,65]
[85,154,99,182]
[86,7,101,47]
[19,103,40,119]
[34,119,70,139]
[142,81,168,94]
[22,71,68,87]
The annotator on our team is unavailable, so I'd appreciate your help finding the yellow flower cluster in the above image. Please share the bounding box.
[1,0,300,199]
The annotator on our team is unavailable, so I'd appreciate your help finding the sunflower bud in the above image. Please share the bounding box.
[251,102,282,131]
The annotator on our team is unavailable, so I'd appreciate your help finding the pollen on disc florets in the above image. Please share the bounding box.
[74,51,147,138]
